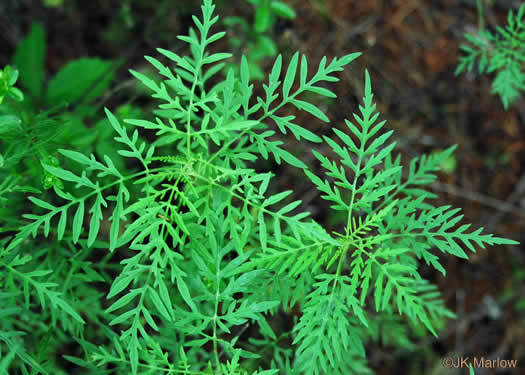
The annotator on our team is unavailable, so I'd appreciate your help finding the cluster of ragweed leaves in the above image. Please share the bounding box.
[1,0,518,374]
[456,3,525,109]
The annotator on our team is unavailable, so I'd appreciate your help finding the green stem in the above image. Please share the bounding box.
[477,0,484,32]
[345,150,364,237]
[212,240,221,371]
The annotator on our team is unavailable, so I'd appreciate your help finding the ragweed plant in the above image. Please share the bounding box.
[1,0,518,374]
[456,3,525,109]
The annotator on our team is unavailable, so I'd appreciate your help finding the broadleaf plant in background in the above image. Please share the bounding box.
[3,21,121,193]
[1,0,519,374]
[456,3,525,109]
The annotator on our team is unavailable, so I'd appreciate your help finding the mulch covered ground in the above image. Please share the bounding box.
[1,0,524,373]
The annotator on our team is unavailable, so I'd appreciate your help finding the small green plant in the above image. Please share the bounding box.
[1,0,518,374]
[456,3,525,109]
[0,65,24,105]
[224,0,296,79]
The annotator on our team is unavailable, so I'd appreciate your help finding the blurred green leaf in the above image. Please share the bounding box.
[7,87,24,102]
[270,1,296,19]
[13,22,46,98]
[254,5,271,33]
[252,35,277,58]
[43,0,64,7]
[46,58,116,105]
[6,66,19,86]
[0,115,23,136]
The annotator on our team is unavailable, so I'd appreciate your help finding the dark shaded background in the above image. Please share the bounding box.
[1,0,524,374]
